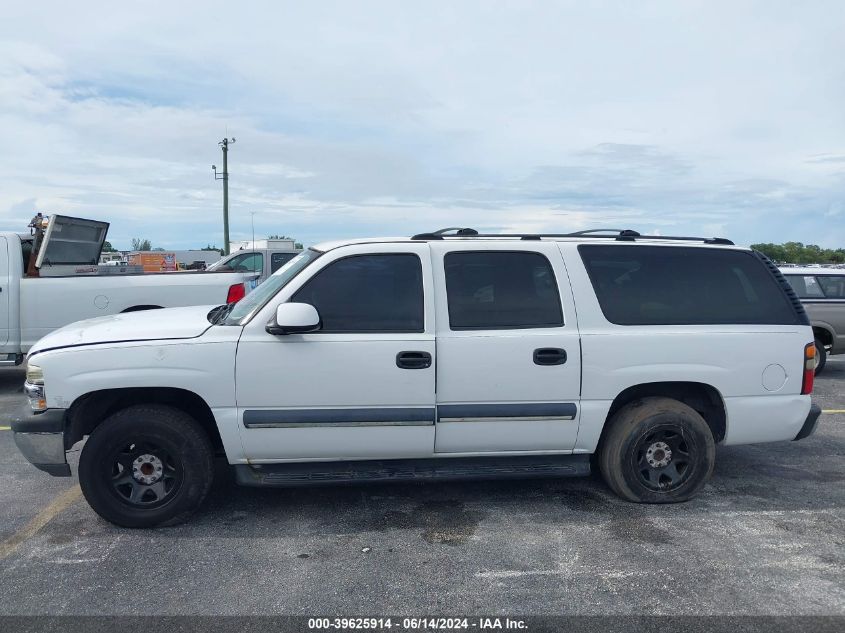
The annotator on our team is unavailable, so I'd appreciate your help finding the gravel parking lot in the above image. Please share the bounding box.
[0,364,843,616]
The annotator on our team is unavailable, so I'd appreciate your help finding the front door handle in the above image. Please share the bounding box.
[533,347,567,366]
[396,351,432,370]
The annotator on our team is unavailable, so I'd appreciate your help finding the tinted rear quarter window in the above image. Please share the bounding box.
[579,245,801,325]
[444,251,563,330]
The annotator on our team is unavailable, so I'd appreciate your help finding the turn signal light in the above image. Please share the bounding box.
[226,282,246,304]
[801,342,815,395]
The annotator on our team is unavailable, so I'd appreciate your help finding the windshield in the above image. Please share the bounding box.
[222,248,323,325]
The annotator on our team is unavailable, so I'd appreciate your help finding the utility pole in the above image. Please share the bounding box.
[212,137,235,255]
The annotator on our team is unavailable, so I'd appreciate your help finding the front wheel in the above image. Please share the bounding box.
[79,405,214,528]
[598,397,715,503]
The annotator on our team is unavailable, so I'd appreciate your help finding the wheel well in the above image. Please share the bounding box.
[600,381,727,446]
[65,387,224,454]
[813,327,833,347]
[121,305,164,313]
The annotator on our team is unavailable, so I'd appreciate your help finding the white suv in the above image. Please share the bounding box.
[13,228,821,527]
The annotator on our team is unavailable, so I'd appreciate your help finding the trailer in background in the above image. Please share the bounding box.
[128,251,178,272]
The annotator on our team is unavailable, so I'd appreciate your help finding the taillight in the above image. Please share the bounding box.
[801,342,815,395]
[226,282,246,304]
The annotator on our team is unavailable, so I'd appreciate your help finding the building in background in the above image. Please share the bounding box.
[231,238,296,251]
[99,251,128,264]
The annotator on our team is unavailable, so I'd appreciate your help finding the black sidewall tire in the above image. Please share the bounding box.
[814,339,827,375]
[79,406,214,528]
[600,398,716,504]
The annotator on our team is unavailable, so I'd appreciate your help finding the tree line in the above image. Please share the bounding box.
[751,242,845,264]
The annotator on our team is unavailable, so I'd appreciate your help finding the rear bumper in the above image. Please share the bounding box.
[10,406,70,477]
[793,403,822,441]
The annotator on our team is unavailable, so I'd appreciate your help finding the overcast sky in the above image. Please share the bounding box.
[1,1,843,250]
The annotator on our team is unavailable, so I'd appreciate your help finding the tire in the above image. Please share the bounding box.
[598,397,715,503]
[79,405,214,528]
[814,339,827,375]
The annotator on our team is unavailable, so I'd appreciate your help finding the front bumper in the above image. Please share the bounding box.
[10,405,70,476]
[793,403,822,441]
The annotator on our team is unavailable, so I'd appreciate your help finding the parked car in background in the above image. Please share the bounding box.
[0,214,258,363]
[13,228,819,527]
[207,245,301,285]
[782,267,845,373]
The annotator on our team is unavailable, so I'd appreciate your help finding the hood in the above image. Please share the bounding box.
[29,305,218,356]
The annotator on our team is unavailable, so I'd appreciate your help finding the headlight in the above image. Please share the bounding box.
[26,364,44,385]
[25,364,46,412]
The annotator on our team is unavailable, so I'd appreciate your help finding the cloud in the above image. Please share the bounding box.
[240,164,316,179]
[1,1,844,249]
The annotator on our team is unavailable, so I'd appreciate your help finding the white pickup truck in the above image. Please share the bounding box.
[12,228,820,527]
[0,215,257,363]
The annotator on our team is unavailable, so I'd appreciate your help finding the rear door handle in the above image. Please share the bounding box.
[533,347,567,366]
[396,351,432,370]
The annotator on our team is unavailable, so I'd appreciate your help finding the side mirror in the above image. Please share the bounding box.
[266,302,320,335]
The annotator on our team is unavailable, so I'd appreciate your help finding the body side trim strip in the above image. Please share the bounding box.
[246,420,432,429]
[244,403,578,429]
[439,415,575,423]
[437,402,577,420]
[243,407,435,428]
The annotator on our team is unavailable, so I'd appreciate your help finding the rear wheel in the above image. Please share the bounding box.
[599,397,715,503]
[79,405,214,528]
[814,338,827,375]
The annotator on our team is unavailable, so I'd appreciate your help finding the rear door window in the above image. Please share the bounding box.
[444,251,563,330]
[579,245,801,325]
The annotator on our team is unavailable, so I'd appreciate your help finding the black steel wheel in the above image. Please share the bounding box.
[108,440,183,508]
[599,397,715,503]
[632,425,693,492]
[79,405,214,528]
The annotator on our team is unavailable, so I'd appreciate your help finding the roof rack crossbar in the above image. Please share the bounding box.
[565,228,635,236]
[411,227,479,240]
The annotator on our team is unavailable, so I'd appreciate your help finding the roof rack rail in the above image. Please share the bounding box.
[410,227,734,245]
